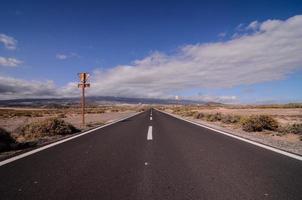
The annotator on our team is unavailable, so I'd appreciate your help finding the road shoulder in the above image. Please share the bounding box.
[157,109,302,160]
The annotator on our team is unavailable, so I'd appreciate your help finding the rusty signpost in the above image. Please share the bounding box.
[78,72,90,127]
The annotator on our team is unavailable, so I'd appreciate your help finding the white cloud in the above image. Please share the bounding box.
[189,95,238,103]
[0,76,58,99]
[1,15,302,101]
[56,52,79,60]
[218,32,227,37]
[0,57,22,67]
[246,20,259,30]
[56,54,68,60]
[0,76,79,100]
[0,33,17,50]
[83,15,302,99]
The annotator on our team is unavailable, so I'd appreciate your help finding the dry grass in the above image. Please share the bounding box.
[166,105,302,141]
[240,115,279,132]
[168,105,302,125]
[16,118,80,141]
[0,105,140,131]
[0,127,16,152]
[0,105,140,152]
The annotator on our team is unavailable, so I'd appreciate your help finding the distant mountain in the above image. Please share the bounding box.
[0,96,205,107]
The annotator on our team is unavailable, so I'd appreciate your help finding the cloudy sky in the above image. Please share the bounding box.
[1,0,302,103]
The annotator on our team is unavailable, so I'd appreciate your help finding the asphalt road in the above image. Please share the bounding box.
[0,109,302,200]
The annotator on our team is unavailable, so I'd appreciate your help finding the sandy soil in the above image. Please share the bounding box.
[190,117,302,155]
[0,110,136,133]
[0,108,137,160]
[164,108,302,155]
[65,111,137,129]
[189,107,302,125]
[0,107,49,111]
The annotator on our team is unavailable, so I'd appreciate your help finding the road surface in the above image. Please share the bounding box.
[0,109,302,199]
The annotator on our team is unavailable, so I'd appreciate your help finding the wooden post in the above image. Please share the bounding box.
[82,83,85,126]
[78,72,90,127]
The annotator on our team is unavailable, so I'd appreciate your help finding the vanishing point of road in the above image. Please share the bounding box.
[0,109,301,199]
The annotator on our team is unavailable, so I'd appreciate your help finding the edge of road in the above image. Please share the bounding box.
[0,111,143,167]
[155,109,302,161]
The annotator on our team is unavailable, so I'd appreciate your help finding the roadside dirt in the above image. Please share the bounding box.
[165,108,302,155]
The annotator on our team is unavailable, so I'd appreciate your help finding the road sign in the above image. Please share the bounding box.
[78,72,90,83]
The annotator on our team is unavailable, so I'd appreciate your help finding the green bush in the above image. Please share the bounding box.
[241,115,279,132]
[17,118,80,140]
[0,127,16,152]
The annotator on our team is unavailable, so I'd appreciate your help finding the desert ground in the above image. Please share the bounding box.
[0,106,139,133]
[161,104,302,155]
[0,105,145,159]
[1,103,301,157]
[165,106,302,125]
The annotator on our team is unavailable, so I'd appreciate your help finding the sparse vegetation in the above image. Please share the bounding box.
[0,127,37,152]
[205,112,223,122]
[0,105,137,156]
[17,118,80,140]
[86,121,105,128]
[281,123,302,135]
[57,113,67,118]
[239,115,279,132]
[221,114,241,124]
[0,109,44,118]
[168,105,302,148]
[0,127,16,152]
[194,112,205,119]
[193,112,241,124]
[182,111,197,117]
[170,106,294,134]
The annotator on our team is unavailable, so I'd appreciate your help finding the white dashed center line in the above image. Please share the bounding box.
[150,117,152,120]
[147,126,153,140]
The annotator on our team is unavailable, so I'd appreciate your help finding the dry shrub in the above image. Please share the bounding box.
[86,108,106,114]
[221,114,241,124]
[172,107,193,116]
[138,108,146,112]
[57,113,67,118]
[0,110,44,119]
[241,115,279,132]
[86,121,105,128]
[281,123,302,135]
[0,127,16,152]
[182,111,197,117]
[17,118,80,140]
[194,112,205,119]
[96,109,105,114]
[205,113,222,122]
[259,115,279,131]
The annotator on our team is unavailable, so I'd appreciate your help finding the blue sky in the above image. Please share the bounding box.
[0,0,302,103]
